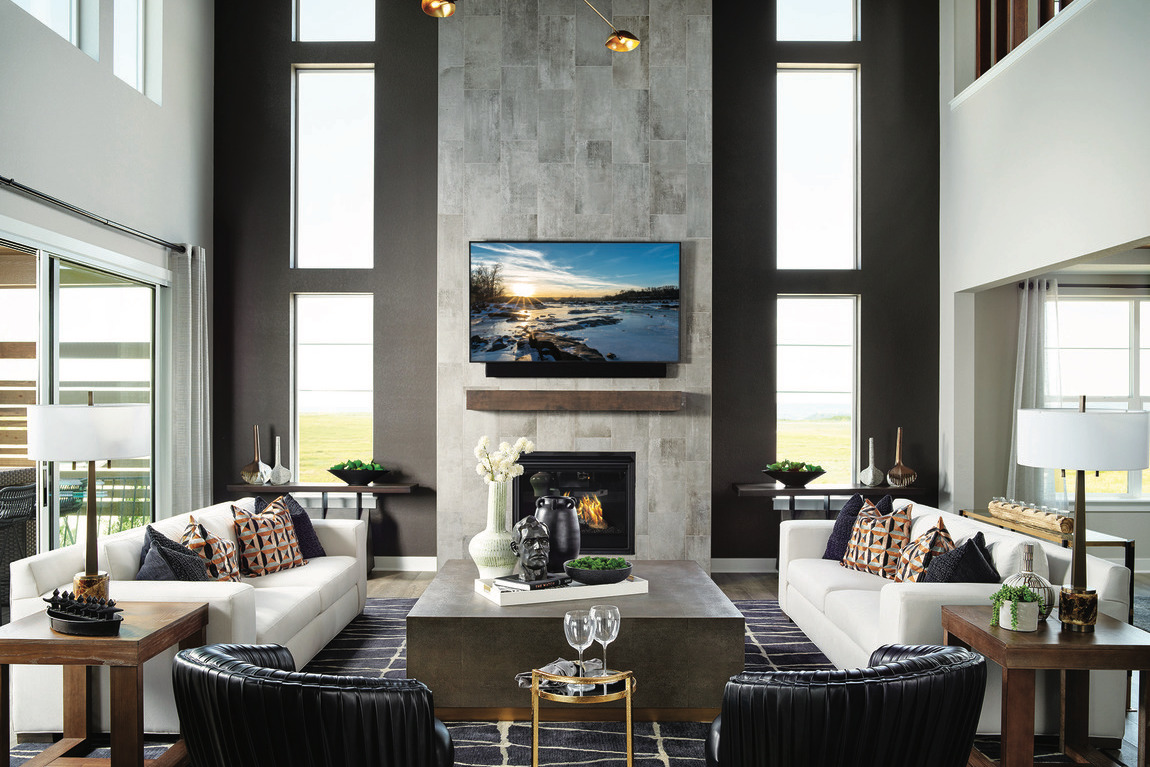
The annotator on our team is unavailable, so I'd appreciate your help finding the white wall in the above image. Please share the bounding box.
[0,0,214,264]
[938,0,1150,511]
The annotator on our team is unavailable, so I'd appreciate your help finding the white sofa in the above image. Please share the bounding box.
[9,496,367,735]
[779,501,1131,738]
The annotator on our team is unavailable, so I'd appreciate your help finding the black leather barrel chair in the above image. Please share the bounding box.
[706,644,986,767]
[173,643,454,767]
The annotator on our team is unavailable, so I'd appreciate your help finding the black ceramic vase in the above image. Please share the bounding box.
[535,495,580,574]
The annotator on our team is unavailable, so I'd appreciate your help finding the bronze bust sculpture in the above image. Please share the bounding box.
[511,515,551,582]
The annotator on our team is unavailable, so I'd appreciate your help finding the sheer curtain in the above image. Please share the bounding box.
[170,245,212,511]
[1007,278,1061,505]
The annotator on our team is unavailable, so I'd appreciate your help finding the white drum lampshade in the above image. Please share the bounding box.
[1016,408,1150,472]
[26,402,151,598]
[27,404,151,462]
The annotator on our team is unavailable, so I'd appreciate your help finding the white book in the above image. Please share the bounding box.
[474,575,649,606]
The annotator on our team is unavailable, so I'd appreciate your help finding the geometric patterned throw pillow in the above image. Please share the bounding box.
[841,500,913,579]
[180,517,241,582]
[233,498,306,577]
[893,516,956,583]
[256,494,326,559]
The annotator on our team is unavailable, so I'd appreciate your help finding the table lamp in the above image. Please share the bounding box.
[26,395,151,599]
[1016,397,1149,631]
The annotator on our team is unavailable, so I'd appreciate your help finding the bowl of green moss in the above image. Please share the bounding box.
[564,556,633,585]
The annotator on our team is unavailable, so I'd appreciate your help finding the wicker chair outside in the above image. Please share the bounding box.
[0,479,36,624]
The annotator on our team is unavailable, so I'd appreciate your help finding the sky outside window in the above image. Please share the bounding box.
[297,0,374,41]
[777,70,858,270]
[777,0,856,41]
[295,70,375,269]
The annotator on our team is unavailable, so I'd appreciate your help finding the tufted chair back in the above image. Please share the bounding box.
[173,643,454,767]
[706,644,986,767]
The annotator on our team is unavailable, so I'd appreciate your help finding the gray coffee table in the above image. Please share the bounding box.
[406,559,745,720]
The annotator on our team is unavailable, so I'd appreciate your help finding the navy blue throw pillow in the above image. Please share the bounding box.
[923,531,1000,583]
[138,525,200,571]
[255,494,326,559]
[137,540,211,581]
[822,494,865,560]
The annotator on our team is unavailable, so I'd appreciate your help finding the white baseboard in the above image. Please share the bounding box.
[373,556,437,573]
[711,558,777,574]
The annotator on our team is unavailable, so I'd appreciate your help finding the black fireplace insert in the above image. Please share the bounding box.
[512,451,636,556]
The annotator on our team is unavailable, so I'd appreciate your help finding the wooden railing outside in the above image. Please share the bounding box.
[977,0,1074,78]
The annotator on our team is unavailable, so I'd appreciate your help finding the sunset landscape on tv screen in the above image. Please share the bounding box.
[469,241,681,363]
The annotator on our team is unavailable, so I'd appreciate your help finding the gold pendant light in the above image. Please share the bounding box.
[422,0,639,52]
[422,0,456,17]
[583,0,640,52]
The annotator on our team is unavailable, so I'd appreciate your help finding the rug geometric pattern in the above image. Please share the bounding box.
[7,597,1114,765]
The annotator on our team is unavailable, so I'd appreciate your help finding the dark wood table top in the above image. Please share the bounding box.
[733,483,930,497]
[0,601,209,666]
[942,604,1150,669]
[227,482,416,494]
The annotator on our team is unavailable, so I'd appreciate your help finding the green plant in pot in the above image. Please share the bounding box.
[989,584,1044,632]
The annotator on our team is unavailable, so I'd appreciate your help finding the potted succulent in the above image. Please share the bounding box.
[989,584,1044,632]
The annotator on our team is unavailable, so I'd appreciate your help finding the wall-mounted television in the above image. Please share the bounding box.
[469,241,681,375]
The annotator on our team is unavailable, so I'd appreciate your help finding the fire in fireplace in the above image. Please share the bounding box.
[512,451,635,556]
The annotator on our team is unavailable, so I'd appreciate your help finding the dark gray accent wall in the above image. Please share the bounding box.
[213,3,439,556]
[712,1,941,558]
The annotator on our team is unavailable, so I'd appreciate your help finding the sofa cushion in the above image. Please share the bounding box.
[233,501,306,576]
[240,555,359,612]
[841,500,912,579]
[924,532,1000,584]
[821,494,868,561]
[182,519,241,582]
[256,495,327,559]
[789,558,887,612]
[985,536,1051,581]
[252,586,323,646]
[894,516,956,583]
[823,589,882,652]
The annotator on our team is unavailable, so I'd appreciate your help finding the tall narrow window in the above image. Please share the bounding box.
[55,263,154,546]
[1046,296,1147,497]
[776,69,858,270]
[295,294,373,482]
[294,69,375,269]
[296,0,375,42]
[113,0,143,90]
[777,0,857,41]
[11,0,74,43]
[776,296,857,484]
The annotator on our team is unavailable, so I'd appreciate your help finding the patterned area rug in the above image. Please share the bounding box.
[8,597,1115,765]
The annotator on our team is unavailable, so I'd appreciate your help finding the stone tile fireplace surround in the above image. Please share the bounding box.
[434,0,714,571]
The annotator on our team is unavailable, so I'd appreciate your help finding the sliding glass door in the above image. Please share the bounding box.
[49,261,155,547]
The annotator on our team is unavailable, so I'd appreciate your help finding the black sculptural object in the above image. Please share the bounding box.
[535,495,580,573]
[511,515,551,582]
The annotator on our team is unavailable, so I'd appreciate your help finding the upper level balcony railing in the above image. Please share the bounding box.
[977,0,1075,78]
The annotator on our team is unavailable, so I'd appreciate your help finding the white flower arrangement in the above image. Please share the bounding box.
[474,435,535,483]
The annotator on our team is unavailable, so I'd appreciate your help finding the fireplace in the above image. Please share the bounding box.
[512,451,635,556]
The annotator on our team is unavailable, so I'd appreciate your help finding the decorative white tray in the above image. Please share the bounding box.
[474,575,648,606]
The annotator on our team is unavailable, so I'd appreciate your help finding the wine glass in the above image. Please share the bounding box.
[563,610,595,693]
[590,604,621,692]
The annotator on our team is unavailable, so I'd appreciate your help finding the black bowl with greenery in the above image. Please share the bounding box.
[762,459,825,488]
[564,556,633,585]
[328,459,390,486]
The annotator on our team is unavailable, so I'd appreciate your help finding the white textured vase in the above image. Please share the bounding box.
[269,436,292,485]
[998,599,1039,632]
[858,437,883,487]
[468,480,518,579]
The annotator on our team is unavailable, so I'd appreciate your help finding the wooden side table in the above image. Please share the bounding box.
[530,669,636,767]
[942,604,1150,767]
[0,601,209,767]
